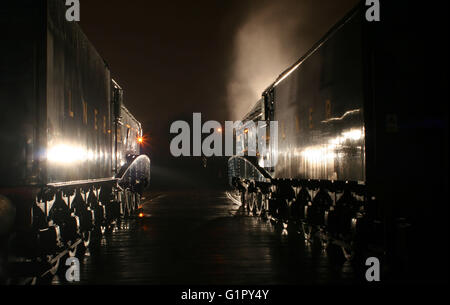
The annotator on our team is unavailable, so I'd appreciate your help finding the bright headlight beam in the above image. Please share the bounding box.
[47,144,87,164]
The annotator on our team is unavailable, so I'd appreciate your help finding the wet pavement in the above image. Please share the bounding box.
[72,188,362,285]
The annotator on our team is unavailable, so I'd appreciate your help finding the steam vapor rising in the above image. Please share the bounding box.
[227,0,359,120]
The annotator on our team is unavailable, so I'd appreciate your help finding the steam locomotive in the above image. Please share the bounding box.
[228,2,448,280]
[0,0,150,283]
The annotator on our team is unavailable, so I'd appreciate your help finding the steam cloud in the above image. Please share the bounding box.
[227,0,358,120]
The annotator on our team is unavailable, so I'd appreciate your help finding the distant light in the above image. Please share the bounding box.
[258,157,264,167]
[217,127,222,133]
[137,137,144,144]
[138,212,144,218]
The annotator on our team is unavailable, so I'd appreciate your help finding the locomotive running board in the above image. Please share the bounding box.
[47,177,118,189]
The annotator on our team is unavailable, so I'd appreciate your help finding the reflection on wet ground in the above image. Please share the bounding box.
[72,189,363,285]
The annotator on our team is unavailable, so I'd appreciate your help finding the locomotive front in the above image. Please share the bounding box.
[0,0,150,283]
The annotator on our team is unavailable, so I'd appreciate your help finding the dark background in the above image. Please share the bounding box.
[79,0,359,188]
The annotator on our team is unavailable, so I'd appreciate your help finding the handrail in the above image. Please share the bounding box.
[228,156,272,186]
[116,154,151,190]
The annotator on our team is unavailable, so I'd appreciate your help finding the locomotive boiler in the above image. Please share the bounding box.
[0,0,150,283]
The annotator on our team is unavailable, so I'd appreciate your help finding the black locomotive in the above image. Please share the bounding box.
[0,0,150,283]
[229,2,448,281]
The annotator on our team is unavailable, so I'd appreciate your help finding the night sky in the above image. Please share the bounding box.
[79,0,358,186]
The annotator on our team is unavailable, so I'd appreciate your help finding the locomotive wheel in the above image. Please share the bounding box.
[123,197,130,217]
[129,193,134,213]
[83,231,91,248]
[240,191,247,210]
[49,255,62,276]
[253,193,259,215]
[341,244,354,261]
[301,222,312,242]
[248,193,255,214]
[260,196,269,219]
[255,192,263,216]
[319,229,329,249]
[124,194,130,216]
[134,194,140,210]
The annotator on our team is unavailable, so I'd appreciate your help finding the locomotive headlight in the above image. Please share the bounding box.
[47,144,86,164]
[342,129,362,141]
[87,150,95,161]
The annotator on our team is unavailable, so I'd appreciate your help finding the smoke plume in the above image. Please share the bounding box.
[227,0,358,120]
